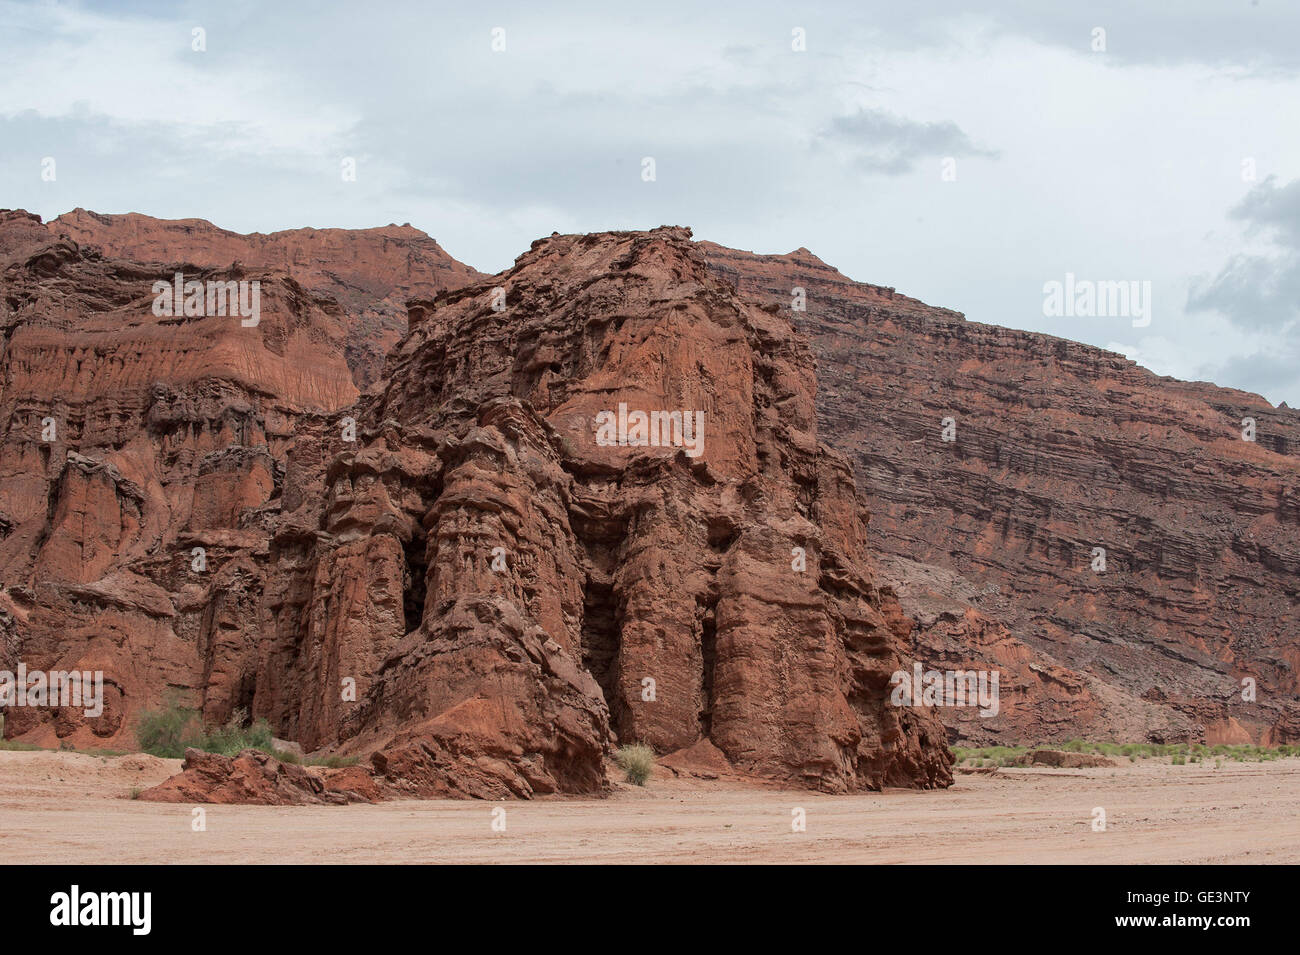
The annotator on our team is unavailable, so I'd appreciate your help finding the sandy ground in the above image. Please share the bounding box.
[2,750,1297,863]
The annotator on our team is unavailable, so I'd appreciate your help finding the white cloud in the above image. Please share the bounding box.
[1,0,1297,403]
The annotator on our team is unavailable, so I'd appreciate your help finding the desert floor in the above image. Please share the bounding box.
[2,750,1297,864]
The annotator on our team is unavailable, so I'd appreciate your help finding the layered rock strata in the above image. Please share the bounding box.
[0,211,953,796]
[701,241,1300,745]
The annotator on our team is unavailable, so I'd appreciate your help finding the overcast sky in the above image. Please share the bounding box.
[3,0,1298,405]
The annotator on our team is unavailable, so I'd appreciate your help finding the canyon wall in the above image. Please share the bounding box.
[701,241,1300,746]
[0,208,359,749]
[52,209,484,390]
[0,211,953,796]
[4,203,1296,793]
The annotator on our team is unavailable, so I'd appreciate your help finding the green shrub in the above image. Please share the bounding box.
[136,699,278,759]
[200,708,275,756]
[615,743,655,786]
[135,694,199,758]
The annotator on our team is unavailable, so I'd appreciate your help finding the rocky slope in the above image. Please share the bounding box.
[0,211,952,797]
[701,241,1300,746]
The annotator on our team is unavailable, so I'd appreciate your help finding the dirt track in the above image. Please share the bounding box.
[2,751,1297,864]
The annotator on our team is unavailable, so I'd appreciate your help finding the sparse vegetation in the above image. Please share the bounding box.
[199,707,276,757]
[136,698,286,760]
[0,739,43,752]
[616,743,655,786]
[271,749,359,768]
[951,739,1300,768]
[951,744,1029,767]
[2,696,336,764]
[134,693,195,758]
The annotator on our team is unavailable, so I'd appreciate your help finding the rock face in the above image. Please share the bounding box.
[295,226,952,795]
[0,211,953,797]
[0,209,363,751]
[52,209,484,390]
[701,241,1300,746]
[5,203,1295,800]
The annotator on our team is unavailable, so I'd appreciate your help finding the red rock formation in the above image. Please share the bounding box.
[51,209,484,390]
[136,747,367,805]
[1022,750,1117,769]
[284,226,952,795]
[701,241,1300,746]
[0,211,361,749]
[10,200,1295,802]
[0,212,952,797]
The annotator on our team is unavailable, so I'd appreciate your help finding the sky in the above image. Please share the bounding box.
[2,0,1298,405]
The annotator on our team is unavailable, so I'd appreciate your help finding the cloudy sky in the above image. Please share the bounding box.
[3,0,1298,405]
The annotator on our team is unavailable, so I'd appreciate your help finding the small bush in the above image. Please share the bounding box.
[616,743,655,786]
[201,707,275,757]
[136,699,278,759]
[135,695,198,758]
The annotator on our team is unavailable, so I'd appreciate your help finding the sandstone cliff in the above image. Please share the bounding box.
[0,211,953,797]
[0,208,359,746]
[51,209,484,390]
[5,202,1296,797]
[701,241,1300,746]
